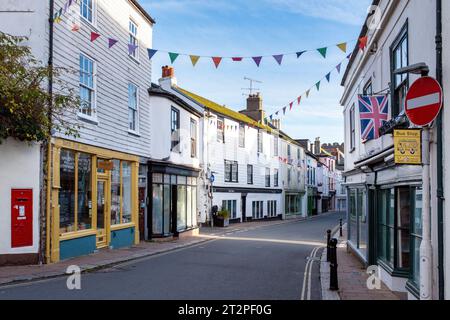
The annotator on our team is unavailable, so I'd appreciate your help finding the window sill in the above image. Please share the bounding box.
[128,129,141,137]
[78,113,99,125]
[128,54,140,65]
[60,229,97,241]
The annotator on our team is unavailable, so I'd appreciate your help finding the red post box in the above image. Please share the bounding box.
[11,189,33,248]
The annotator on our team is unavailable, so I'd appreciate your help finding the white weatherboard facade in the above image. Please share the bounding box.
[341,0,444,299]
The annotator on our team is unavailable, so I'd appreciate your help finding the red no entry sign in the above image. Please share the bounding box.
[405,76,443,127]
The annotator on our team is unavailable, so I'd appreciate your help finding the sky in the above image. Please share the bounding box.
[140,0,372,143]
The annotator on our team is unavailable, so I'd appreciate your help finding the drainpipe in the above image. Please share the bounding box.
[436,0,444,301]
[43,0,55,264]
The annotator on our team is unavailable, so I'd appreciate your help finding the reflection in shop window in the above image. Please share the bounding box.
[77,153,92,230]
[122,161,132,223]
[177,185,187,231]
[60,150,76,233]
[111,159,121,225]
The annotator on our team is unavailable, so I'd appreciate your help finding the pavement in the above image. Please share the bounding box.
[320,225,407,300]
[0,212,344,300]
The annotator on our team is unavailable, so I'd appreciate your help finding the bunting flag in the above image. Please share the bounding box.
[169,52,179,64]
[212,57,222,68]
[283,107,287,115]
[190,55,200,66]
[317,47,328,58]
[337,42,347,53]
[296,51,306,58]
[90,32,101,42]
[306,89,310,98]
[232,57,243,62]
[297,96,302,105]
[289,102,294,110]
[252,56,262,67]
[275,111,279,116]
[325,73,331,82]
[347,52,352,59]
[128,44,138,55]
[316,81,321,91]
[148,49,158,60]
[273,54,283,65]
[108,38,118,49]
[359,36,368,50]
[336,63,342,73]
[71,23,80,32]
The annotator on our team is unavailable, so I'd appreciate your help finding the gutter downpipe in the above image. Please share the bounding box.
[436,0,444,301]
[45,0,55,264]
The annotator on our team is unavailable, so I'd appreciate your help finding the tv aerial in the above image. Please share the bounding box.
[241,77,262,96]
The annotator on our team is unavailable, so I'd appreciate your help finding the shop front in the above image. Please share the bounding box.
[148,161,200,239]
[47,138,140,263]
[285,193,303,216]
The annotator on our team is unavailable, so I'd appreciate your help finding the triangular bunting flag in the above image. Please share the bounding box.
[270,115,273,121]
[90,32,101,42]
[71,23,80,32]
[337,42,347,53]
[212,57,222,68]
[252,56,262,67]
[54,16,62,24]
[347,52,352,59]
[169,52,179,64]
[336,63,342,73]
[147,49,158,60]
[128,44,138,55]
[283,107,287,115]
[296,51,306,58]
[232,57,243,62]
[289,102,294,110]
[108,38,118,48]
[273,54,283,65]
[297,96,302,105]
[275,111,279,116]
[317,47,327,58]
[306,90,310,98]
[190,55,200,66]
[359,36,368,50]
[316,81,321,91]
[326,73,331,82]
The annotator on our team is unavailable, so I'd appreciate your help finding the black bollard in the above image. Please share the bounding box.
[329,238,339,291]
[340,219,343,237]
[326,229,331,262]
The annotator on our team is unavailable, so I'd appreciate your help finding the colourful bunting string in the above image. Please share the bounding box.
[232,57,243,62]
[190,55,200,66]
[297,96,302,105]
[273,54,284,65]
[212,57,222,68]
[315,81,321,91]
[289,102,294,110]
[325,73,331,82]
[336,63,342,73]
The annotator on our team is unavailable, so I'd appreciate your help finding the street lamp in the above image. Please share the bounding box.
[394,62,433,300]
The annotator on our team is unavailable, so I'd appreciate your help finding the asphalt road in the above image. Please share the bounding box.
[0,212,344,300]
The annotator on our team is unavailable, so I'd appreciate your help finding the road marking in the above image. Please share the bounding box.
[301,246,320,300]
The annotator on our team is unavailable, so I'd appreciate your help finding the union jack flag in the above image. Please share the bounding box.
[358,95,389,141]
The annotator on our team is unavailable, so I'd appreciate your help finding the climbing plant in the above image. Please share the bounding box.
[0,31,80,144]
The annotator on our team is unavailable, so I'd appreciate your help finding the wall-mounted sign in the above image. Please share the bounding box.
[97,160,114,171]
[394,129,422,165]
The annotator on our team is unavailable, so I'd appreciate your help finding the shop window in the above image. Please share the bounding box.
[177,185,187,231]
[410,187,423,287]
[110,159,121,225]
[59,150,93,234]
[122,162,132,224]
[152,184,163,234]
[252,201,263,219]
[268,200,277,217]
[222,200,237,219]
[377,188,396,266]
[397,187,411,269]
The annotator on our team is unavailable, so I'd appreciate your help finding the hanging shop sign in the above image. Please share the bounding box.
[394,129,422,165]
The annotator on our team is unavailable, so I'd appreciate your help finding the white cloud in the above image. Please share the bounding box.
[264,0,372,26]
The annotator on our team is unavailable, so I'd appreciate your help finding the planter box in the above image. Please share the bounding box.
[213,216,230,228]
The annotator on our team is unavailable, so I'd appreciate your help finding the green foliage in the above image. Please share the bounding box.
[217,209,230,219]
[0,32,80,143]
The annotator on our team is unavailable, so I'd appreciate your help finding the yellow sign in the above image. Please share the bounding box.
[394,129,422,165]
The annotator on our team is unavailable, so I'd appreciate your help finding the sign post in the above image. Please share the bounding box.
[405,76,443,300]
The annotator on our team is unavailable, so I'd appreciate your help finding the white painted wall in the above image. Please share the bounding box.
[0,139,41,255]
[442,0,450,300]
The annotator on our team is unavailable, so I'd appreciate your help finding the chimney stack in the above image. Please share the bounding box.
[314,137,321,155]
[239,93,265,122]
[159,65,177,89]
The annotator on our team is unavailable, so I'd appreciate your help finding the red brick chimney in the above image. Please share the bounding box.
[159,65,177,89]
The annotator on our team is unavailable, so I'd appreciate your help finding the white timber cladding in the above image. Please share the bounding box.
[148,95,201,169]
[52,0,153,157]
[443,0,450,301]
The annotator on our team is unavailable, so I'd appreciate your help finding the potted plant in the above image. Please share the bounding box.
[214,208,230,228]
